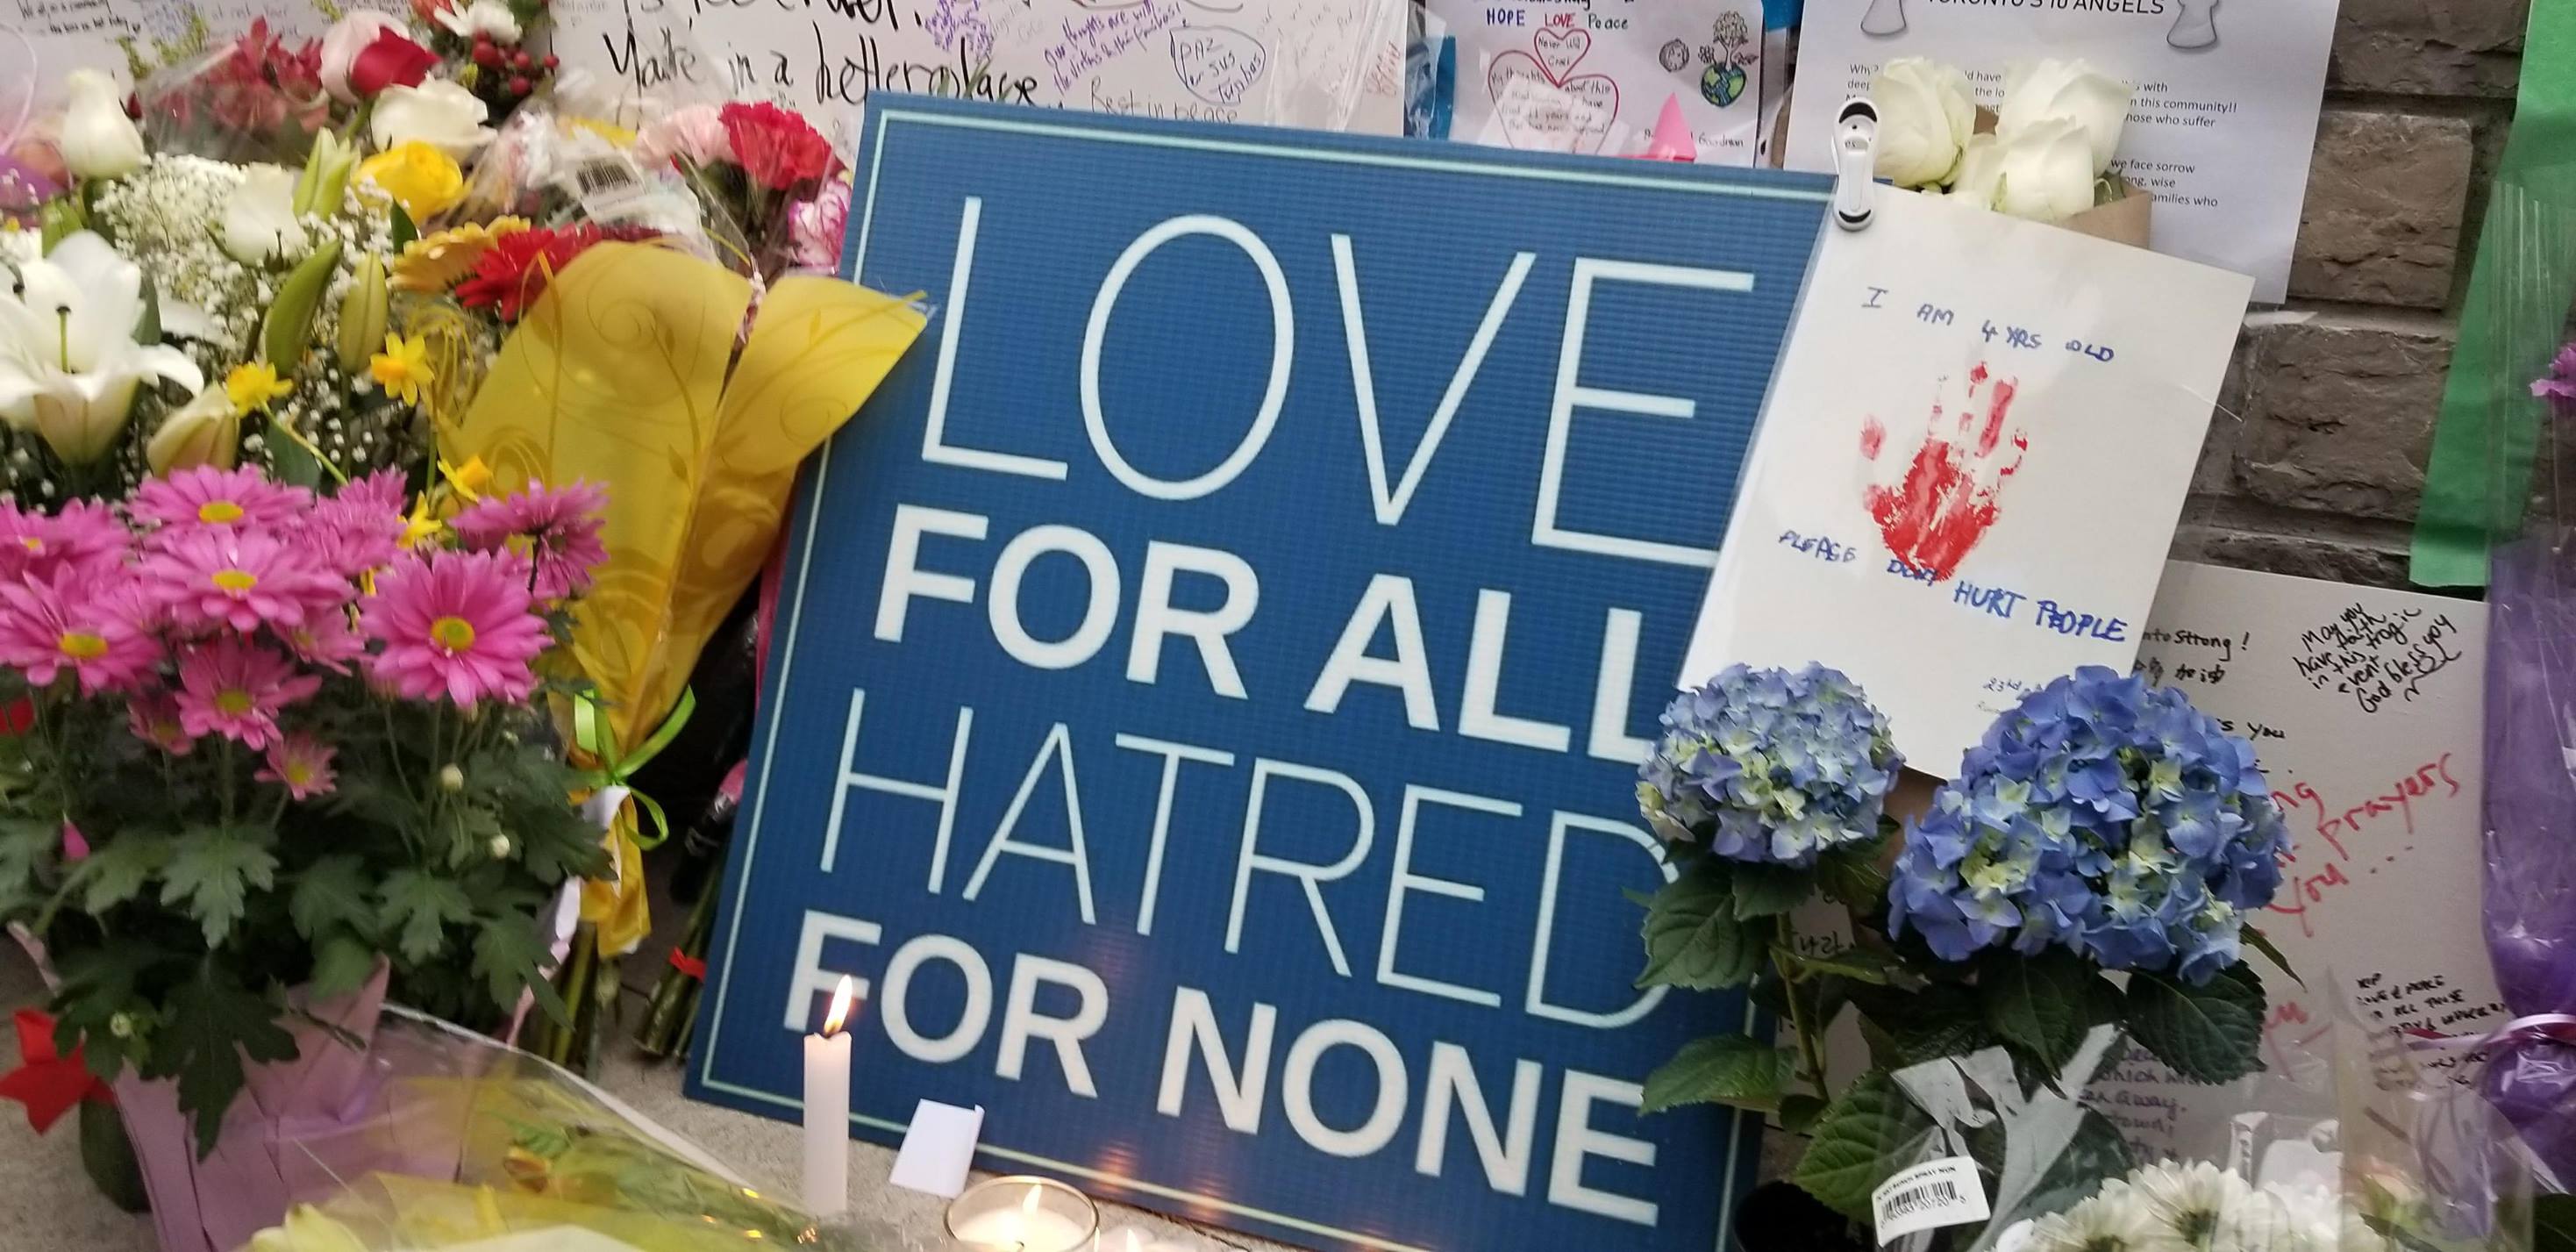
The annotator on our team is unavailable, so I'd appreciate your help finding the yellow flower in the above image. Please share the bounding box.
[440,454,490,501]
[246,1205,368,1252]
[224,362,294,415]
[400,494,444,547]
[369,333,436,406]
[357,141,466,223]
[392,218,528,293]
[569,117,638,147]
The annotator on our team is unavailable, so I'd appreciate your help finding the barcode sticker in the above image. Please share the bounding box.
[1871,1156,1989,1243]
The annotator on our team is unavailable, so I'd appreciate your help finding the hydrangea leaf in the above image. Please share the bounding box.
[156,826,278,948]
[1978,948,2093,1073]
[1730,862,1811,919]
[1638,869,1763,991]
[1779,1093,1829,1134]
[1851,981,1994,1065]
[1789,945,1906,986]
[2244,926,2302,988]
[381,869,475,964]
[1795,1070,1940,1222]
[1640,1034,1790,1114]
[2124,966,2265,1083]
[1816,841,1892,912]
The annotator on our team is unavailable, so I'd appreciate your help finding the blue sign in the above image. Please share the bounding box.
[693,95,1832,1252]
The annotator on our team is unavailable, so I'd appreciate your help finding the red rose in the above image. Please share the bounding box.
[719,101,833,191]
[348,29,438,98]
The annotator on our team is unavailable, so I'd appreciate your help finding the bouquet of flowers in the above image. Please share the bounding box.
[1632,664,2296,1248]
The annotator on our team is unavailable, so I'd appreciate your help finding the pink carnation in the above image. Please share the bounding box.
[360,548,548,708]
[256,733,338,799]
[132,466,313,541]
[173,636,319,749]
[450,480,609,600]
[144,528,348,633]
[789,178,852,270]
[0,567,159,694]
[634,104,730,169]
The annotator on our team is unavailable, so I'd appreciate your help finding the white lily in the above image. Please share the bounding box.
[0,233,207,465]
[221,164,311,265]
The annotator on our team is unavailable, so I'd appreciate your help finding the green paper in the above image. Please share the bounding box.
[2409,0,2576,586]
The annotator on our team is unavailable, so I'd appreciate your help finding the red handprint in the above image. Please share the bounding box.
[1859,364,2026,582]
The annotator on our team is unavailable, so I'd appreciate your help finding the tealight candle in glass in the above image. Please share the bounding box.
[945,1176,1099,1252]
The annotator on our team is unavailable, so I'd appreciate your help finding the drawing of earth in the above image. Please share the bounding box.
[1700,61,1747,107]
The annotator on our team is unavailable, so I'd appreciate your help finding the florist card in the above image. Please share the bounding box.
[1680,190,2251,776]
[1432,0,1766,163]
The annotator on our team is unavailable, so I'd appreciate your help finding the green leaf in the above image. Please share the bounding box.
[2000,1106,2136,1227]
[163,968,297,1158]
[157,827,278,947]
[2243,926,2302,988]
[1730,862,1811,919]
[1794,1070,1940,1221]
[381,869,475,964]
[1815,839,1891,912]
[309,931,378,998]
[389,204,417,249]
[289,855,373,941]
[473,914,567,1027]
[1640,1035,1792,1115]
[1978,948,2094,1074]
[268,433,321,488]
[1850,981,1994,1065]
[2124,967,2266,1084]
[133,275,162,344]
[2532,1193,2576,1252]
[1779,1093,1828,1135]
[1789,944,1906,986]
[80,832,170,915]
[0,815,52,897]
[1638,869,1764,991]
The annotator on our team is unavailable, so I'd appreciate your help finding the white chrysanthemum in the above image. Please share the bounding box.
[2129,1161,2256,1247]
[2025,1184,2191,1252]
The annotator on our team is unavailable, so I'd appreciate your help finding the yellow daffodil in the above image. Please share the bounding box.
[357,141,467,223]
[224,362,294,415]
[369,333,436,406]
[393,218,528,293]
[400,494,444,547]
[440,454,490,501]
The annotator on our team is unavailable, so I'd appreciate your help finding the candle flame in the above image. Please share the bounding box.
[1020,1185,1043,1220]
[823,976,856,1036]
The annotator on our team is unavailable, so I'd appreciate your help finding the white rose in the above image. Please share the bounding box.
[1869,58,1974,189]
[57,68,146,181]
[220,164,310,264]
[1992,118,2097,222]
[1998,58,2130,175]
[1945,133,2005,210]
[370,81,494,161]
[319,11,409,104]
[437,0,522,45]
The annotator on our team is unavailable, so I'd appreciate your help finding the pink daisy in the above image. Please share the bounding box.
[0,567,160,693]
[360,549,549,708]
[0,499,134,583]
[256,733,338,799]
[172,637,319,749]
[144,529,348,633]
[127,690,196,755]
[132,467,313,541]
[296,469,410,576]
[282,613,368,673]
[450,480,609,600]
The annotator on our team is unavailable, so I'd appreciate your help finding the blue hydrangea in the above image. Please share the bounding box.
[1636,664,1902,867]
[1887,666,2294,984]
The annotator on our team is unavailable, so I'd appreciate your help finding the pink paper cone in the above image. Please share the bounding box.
[1643,94,1697,162]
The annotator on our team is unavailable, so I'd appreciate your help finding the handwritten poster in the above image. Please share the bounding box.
[1784,0,2339,303]
[550,0,1410,147]
[2082,561,2503,1157]
[1431,0,1765,163]
[11,0,385,82]
[1681,190,2251,776]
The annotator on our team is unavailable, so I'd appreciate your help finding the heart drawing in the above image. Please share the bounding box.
[1486,27,1621,154]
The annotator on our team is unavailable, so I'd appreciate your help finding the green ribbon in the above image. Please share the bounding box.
[2408,2,2576,587]
[574,687,696,849]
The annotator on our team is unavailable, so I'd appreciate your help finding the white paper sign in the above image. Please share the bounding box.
[551,0,1409,147]
[1783,0,2338,303]
[1682,190,2251,776]
[2078,562,2508,1157]
[1431,0,1764,163]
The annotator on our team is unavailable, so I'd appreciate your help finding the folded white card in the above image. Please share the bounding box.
[887,1099,985,1198]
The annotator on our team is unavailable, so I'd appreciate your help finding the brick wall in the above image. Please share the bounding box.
[2172,0,2530,588]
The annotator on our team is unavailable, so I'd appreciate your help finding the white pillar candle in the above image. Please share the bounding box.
[802,975,856,1217]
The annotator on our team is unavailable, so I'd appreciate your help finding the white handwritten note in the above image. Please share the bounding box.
[1681,190,2251,776]
[550,0,1409,147]
[1432,0,1765,163]
[2081,561,2504,1157]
